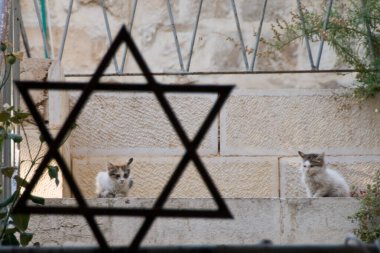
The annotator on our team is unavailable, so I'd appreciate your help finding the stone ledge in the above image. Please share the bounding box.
[28,198,358,246]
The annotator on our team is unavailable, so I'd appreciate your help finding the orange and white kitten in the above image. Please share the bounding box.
[96,158,134,199]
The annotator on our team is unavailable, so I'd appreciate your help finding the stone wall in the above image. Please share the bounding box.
[28,198,358,246]
[69,88,380,198]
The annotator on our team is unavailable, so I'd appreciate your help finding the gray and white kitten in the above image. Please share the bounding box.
[298,151,349,197]
[95,158,134,199]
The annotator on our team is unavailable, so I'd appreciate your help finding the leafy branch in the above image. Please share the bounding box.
[262,0,380,98]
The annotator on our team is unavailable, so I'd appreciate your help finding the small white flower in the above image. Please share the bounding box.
[3,103,10,109]
[375,108,379,113]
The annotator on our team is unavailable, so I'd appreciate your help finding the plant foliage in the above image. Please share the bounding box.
[349,170,380,243]
[263,0,380,98]
[0,41,62,246]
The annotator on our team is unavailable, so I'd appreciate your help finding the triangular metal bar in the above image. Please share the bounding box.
[100,0,120,74]
[166,0,203,72]
[128,87,233,253]
[297,0,316,70]
[32,0,50,58]
[14,26,233,253]
[316,0,333,69]
[120,0,139,73]
[186,0,203,72]
[58,0,74,61]
[15,83,109,250]
[230,0,249,70]
[250,0,268,71]
[167,0,185,72]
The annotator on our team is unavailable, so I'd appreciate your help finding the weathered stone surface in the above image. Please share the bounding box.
[28,198,358,246]
[69,93,218,156]
[280,155,380,198]
[72,156,279,198]
[280,198,358,244]
[220,89,380,156]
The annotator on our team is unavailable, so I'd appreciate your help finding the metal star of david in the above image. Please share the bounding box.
[14,26,234,251]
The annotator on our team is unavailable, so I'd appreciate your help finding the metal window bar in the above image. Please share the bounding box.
[0,244,377,253]
[296,0,316,70]
[33,0,50,59]
[250,0,268,71]
[22,0,363,76]
[19,3,31,58]
[167,0,185,72]
[315,0,333,69]
[100,0,120,74]
[120,0,139,73]
[186,0,203,72]
[58,0,73,61]
[1,0,21,200]
[230,0,249,71]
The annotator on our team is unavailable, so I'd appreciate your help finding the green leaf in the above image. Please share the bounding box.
[0,191,17,208]
[4,227,17,234]
[0,211,7,219]
[20,232,33,247]
[29,195,44,205]
[0,166,17,178]
[7,133,23,143]
[39,134,45,143]
[11,214,30,232]
[0,111,10,122]
[2,233,20,246]
[10,112,30,124]
[14,175,29,188]
[48,165,59,186]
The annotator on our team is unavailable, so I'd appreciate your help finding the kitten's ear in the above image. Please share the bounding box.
[317,152,325,160]
[127,158,133,165]
[107,162,114,170]
[298,151,305,158]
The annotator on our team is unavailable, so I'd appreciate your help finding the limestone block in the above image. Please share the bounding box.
[280,155,380,198]
[220,89,380,156]
[69,93,218,156]
[29,199,111,246]
[72,156,279,198]
[280,198,358,244]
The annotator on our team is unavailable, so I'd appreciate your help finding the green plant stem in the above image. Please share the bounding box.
[20,124,33,162]
[0,64,11,90]
[0,128,44,240]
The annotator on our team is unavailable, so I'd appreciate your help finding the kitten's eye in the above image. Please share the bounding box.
[124,174,128,178]
[310,165,314,168]
[303,165,307,168]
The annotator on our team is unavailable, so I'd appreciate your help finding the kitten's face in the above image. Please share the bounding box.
[298,151,325,174]
[107,158,133,185]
